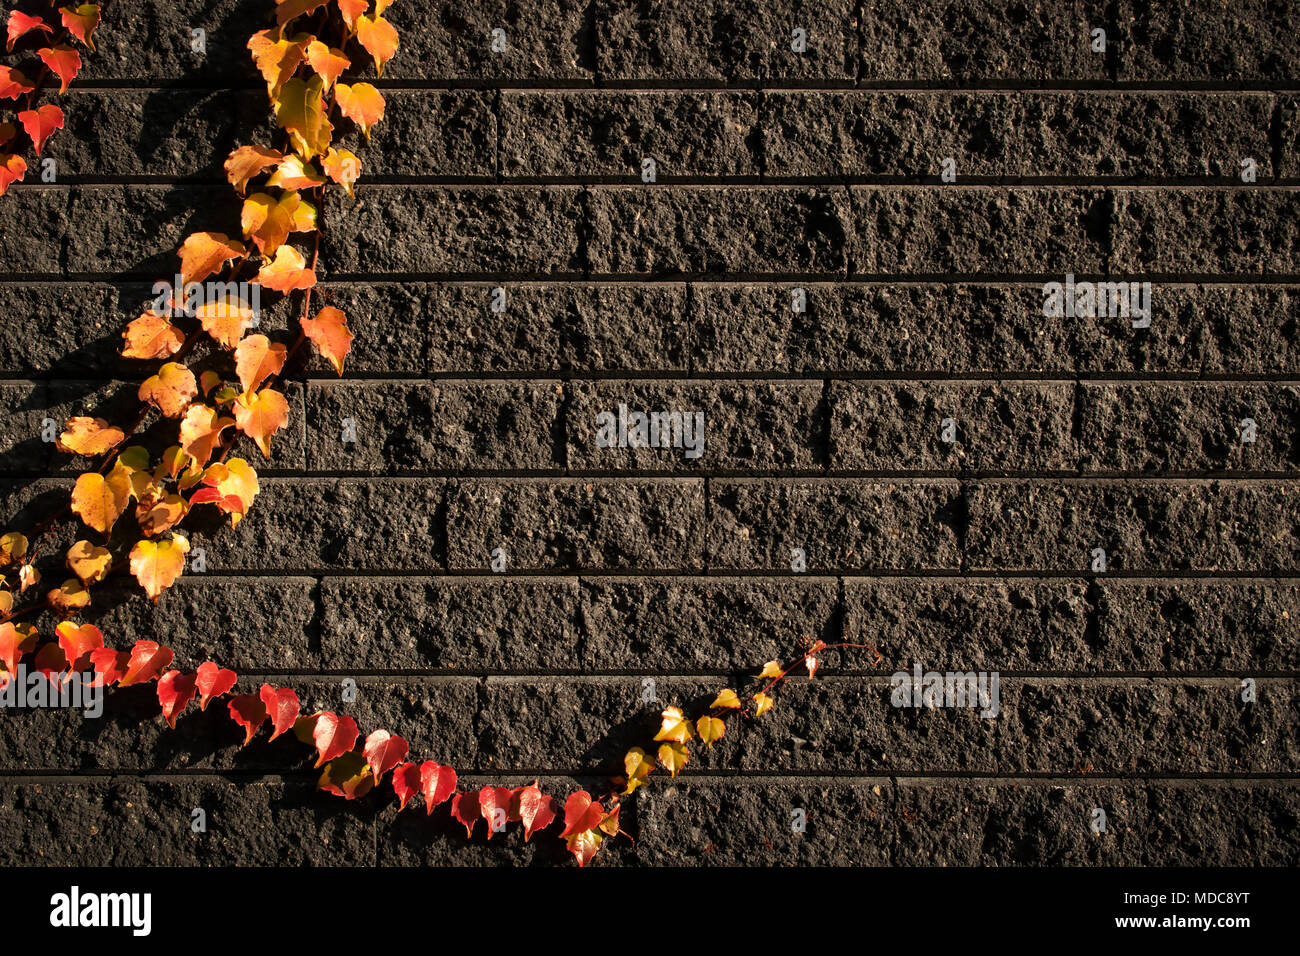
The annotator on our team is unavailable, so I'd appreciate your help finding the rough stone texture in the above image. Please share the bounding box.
[766,93,1272,180]
[0,0,1297,869]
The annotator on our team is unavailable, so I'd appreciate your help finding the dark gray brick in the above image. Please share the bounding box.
[597,0,857,82]
[567,380,824,472]
[830,381,1077,471]
[0,283,120,377]
[67,186,234,276]
[849,188,1108,275]
[0,189,67,275]
[1117,0,1300,80]
[708,478,962,570]
[587,187,851,276]
[306,380,563,472]
[967,479,1300,571]
[446,478,706,570]
[500,92,758,179]
[1080,382,1300,472]
[0,381,47,475]
[766,92,1271,179]
[80,0,261,82]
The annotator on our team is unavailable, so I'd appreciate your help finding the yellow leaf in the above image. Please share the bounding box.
[653,705,692,743]
[753,691,775,717]
[178,231,245,286]
[697,715,725,746]
[224,145,284,194]
[234,388,289,458]
[266,154,326,190]
[274,75,333,159]
[129,534,189,601]
[121,311,184,360]
[55,417,124,457]
[65,540,111,586]
[0,532,27,566]
[256,244,316,292]
[711,688,741,709]
[234,334,287,393]
[48,577,89,615]
[241,191,314,256]
[179,405,235,467]
[136,491,187,537]
[248,29,305,99]
[138,362,198,418]
[70,464,131,535]
[622,746,655,794]
[18,564,38,592]
[194,293,255,349]
[657,741,689,776]
[758,660,784,679]
[322,147,360,197]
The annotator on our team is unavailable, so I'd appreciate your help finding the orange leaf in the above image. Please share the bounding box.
[70,464,131,535]
[121,311,185,359]
[305,39,349,90]
[300,305,353,375]
[322,147,360,197]
[128,535,189,601]
[336,0,367,30]
[224,145,284,195]
[0,65,35,99]
[37,45,80,94]
[247,29,306,99]
[334,82,384,136]
[48,577,89,615]
[256,244,316,291]
[266,154,326,190]
[356,14,398,76]
[56,417,124,456]
[233,334,287,393]
[189,458,259,526]
[138,362,198,418]
[565,828,603,867]
[17,104,62,154]
[136,490,187,536]
[55,620,103,670]
[0,621,37,676]
[58,4,99,51]
[0,153,26,194]
[653,705,692,743]
[194,292,256,349]
[178,232,246,287]
[241,191,314,255]
[234,388,288,458]
[6,12,53,52]
[558,791,606,839]
[179,404,235,467]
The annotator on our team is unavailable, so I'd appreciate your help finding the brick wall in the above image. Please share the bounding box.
[2,0,1299,865]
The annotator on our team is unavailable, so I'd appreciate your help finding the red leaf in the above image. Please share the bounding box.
[451,791,479,838]
[228,693,268,745]
[157,670,197,728]
[194,661,237,710]
[558,790,607,838]
[18,104,62,155]
[362,729,408,784]
[512,783,560,842]
[87,647,128,687]
[258,684,300,740]
[117,640,174,687]
[311,712,359,767]
[391,762,420,811]
[478,786,513,839]
[0,66,34,100]
[0,153,25,194]
[56,622,103,672]
[419,762,457,814]
[6,12,53,51]
[37,45,80,94]
[33,642,67,681]
[0,622,36,675]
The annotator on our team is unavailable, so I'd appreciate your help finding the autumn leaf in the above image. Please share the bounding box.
[195,293,256,350]
[38,45,80,93]
[234,334,287,393]
[65,540,111,586]
[118,639,175,686]
[805,656,819,679]
[122,311,185,359]
[310,711,360,767]
[157,670,197,728]
[70,464,131,534]
[178,232,246,286]
[129,534,190,601]
[6,12,53,51]
[258,683,300,739]
[228,693,268,744]
[195,661,238,709]
[248,29,306,99]
[478,785,513,839]
[275,0,328,27]
[0,66,34,99]
[48,577,89,615]
[697,715,725,746]
[318,751,374,799]
[558,791,606,839]
[300,305,353,375]
[234,388,288,458]
[512,783,559,841]
[657,741,689,776]
[334,82,384,136]
[138,362,198,418]
[18,563,38,592]
[0,621,37,676]
[241,191,314,256]
[336,0,367,29]
[266,153,326,190]
[391,763,420,811]
[753,691,774,717]
[305,40,349,90]
[758,660,784,679]
[180,404,235,467]
[57,417,124,456]
[622,746,655,794]
[55,621,102,671]
[711,688,741,709]
[59,4,99,49]
[257,244,316,291]
[450,791,480,837]
[33,641,67,681]
[0,531,27,566]
[0,153,24,194]
[419,762,457,814]
[363,729,408,784]
[189,458,259,525]
[225,145,284,194]
[653,705,692,743]
[322,147,360,197]
[356,14,398,76]
[84,647,126,687]
[565,829,602,867]
[136,489,187,537]
[275,75,333,159]
[18,104,62,154]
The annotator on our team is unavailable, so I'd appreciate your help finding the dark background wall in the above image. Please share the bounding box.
[1,0,1299,865]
